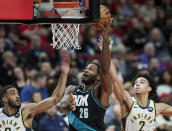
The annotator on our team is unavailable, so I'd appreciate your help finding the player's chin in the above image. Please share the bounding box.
[134,90,140,94]
[81,76,89,82]
[16,101,21,106]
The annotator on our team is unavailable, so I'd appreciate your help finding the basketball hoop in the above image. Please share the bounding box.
[51,1,81,50]
[51,24,80,50]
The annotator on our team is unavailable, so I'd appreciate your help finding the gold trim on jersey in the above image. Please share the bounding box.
[152,101,156,117]
[126,103,134,118]
[19,108,26,128]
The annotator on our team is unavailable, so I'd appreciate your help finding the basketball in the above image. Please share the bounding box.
[91,5,111,30]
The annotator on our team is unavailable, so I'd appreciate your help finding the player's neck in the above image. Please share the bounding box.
[4,105,18,115]
[84,82,98,91]
[135,94,149,107]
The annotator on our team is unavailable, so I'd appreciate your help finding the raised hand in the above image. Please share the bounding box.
[60,48,70,75]
[101,18,113,41]
[98,36,113,51]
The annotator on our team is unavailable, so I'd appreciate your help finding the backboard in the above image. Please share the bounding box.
[0,0,100,24]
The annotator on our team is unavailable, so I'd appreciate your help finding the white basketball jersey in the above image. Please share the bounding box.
[121,97,157,131]
[0,108,27,131]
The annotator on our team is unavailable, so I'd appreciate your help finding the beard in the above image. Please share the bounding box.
[82,75,97,85]
[8,99,20,109]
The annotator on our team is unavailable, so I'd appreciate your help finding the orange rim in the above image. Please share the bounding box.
[53,2,79,8]
[34,0,41,4]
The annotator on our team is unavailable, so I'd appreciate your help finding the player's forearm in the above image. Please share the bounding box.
[109,61,126,102]
[101,37,111,73]
[51,73,68,103]
[110,61,124,92]
[28,73,68,114]
[162,105,172,116]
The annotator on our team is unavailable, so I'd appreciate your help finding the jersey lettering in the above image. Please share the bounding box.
[0,108,26,131]
[124,98,156,131]
[74,94,89,106]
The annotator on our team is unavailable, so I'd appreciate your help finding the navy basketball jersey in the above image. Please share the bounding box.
[68,85,107,131]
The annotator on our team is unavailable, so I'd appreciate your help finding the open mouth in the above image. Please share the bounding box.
[135,88,139,91]
[16,100,20,103]
[83,73,89,79]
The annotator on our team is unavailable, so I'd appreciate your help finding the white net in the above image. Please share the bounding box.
[51,24,81,50]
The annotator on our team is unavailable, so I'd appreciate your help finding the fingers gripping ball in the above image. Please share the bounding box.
[92,5,111,30]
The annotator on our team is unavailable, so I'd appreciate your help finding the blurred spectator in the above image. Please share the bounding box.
[38,105,68,131]
[122,0,134,18]
[79,26,97,55]
[46,76,58,96]
[159,0,172,18]
[167,34,172,57]
[25,69,38,84]
[112,58,124,83]
[104,93,118,126]
[19,24,48,40]
[149,57,161,82]
[32,92,43,103]
[39,61,54,77]
[20,72,48,103]
[0,51,16,86]
[25,35,46,69]
[125,18,147,52]
[157,71,172,102]
[31,92,45,131]
[159,71,172,86]
[124,56,142,81]
[143,17,154,34]
[0,26,14,50]
[13,66,26,93]
[139,0,156,21]
[136,63,149,75]
[8,25,27,47]
[0,38,6,67]
[38,51,50,63]
[163,16,172,43]
[119,48,134,79]
[106,104,121,131]
[139,42,165,73]
[149,28,169,59]
[154,8,166,29]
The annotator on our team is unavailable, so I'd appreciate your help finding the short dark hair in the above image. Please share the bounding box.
[89,61,100,75]
[0,85,16,103]
[132,73,158,102]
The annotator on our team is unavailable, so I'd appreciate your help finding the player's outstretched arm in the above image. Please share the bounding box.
[110,62,133,108]
[96,19,113,107]
[156,103,172,116]
[23,49,70,115]
[97,36,133,109]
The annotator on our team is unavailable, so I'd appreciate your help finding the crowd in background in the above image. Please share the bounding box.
[0,0,172,130]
